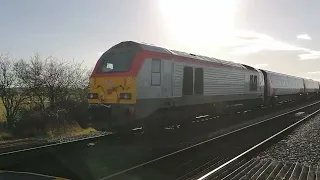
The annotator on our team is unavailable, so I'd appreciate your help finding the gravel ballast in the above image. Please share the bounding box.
[257,113,320,166]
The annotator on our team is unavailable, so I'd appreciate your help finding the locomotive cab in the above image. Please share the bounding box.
[88,42,139,129]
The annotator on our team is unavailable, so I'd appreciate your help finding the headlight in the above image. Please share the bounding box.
[88,93,98,99]
[119,93,132,100]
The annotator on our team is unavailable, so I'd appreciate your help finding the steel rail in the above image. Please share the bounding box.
[197,107,320,180]
[100,100,320,180]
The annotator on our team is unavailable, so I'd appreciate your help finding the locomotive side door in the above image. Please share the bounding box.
[162,60,173,97]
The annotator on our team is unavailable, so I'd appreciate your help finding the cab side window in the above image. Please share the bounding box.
[151,59,161,86]
[250,75,258,91]
[254,75,258,90]
[194,68,204,95]
[183,67,193,95]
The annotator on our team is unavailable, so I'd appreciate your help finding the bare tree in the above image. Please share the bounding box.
[42,56,76,108]
[0,54,28,129]
[15,54,47,111]
[15,55,90,110]
[70,62,92,103]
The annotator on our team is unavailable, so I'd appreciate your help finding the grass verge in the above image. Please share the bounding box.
[46,122,97,137]
[0,131,13,140]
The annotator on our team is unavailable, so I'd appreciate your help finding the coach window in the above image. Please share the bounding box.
[151,59,161,86]
[183,67,193,95]
[194,68,204,94]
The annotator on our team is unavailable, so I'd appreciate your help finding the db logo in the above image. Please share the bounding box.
[106,80,113,87]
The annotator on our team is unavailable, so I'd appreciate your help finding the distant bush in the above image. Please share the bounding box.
[13,109,47,137]
[12,99,90,137]
[57,100,89,128]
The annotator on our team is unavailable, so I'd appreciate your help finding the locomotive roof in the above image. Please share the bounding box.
[111,41,258,71]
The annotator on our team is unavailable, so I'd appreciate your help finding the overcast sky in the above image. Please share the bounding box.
[1,0,320,80]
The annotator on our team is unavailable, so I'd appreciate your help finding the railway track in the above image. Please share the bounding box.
[0,100,319,180]
[100,101,320,180]
[197,108,320,180]
[0,132,113,179]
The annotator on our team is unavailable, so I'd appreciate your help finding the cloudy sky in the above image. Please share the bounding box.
[1,0,320,80]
